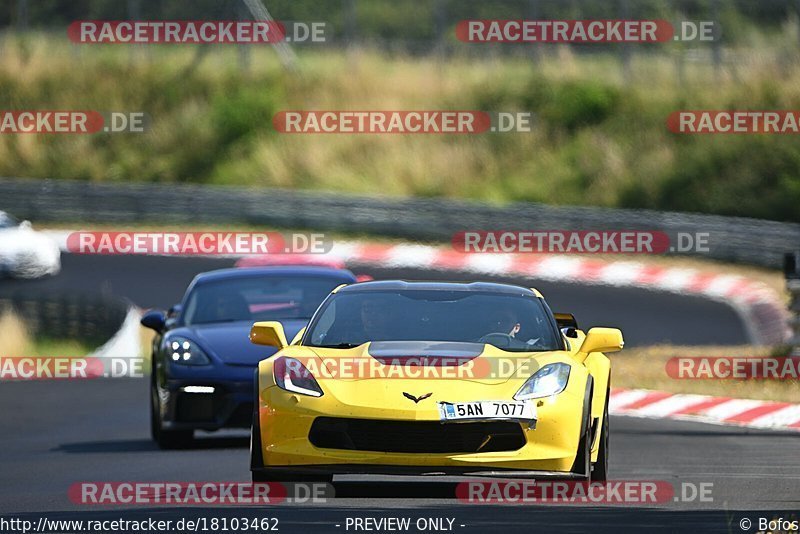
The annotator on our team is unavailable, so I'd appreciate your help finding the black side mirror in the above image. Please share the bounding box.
[561,327,579,339]
[141,310,167,332]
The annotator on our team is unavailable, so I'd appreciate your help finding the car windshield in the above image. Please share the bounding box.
[183,275,346,325]
[305,289,560,352]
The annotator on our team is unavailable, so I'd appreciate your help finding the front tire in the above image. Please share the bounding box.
[571,378,593,481]
[250,412,265,477]
[150,374,193,449]
[591,387,610,482]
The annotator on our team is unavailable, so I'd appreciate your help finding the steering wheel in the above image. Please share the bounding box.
[477,332,515,349]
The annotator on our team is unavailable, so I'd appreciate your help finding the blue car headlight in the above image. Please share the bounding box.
[514,363,571,400]
[165,337,211,366]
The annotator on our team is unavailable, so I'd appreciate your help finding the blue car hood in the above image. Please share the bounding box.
[181,319,307,366]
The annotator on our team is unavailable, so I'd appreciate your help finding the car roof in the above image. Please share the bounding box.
[235,254,346,269]
[192,266,357,285]
[336,280,538,296]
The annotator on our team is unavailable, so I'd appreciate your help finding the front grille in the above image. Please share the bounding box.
[176,394,215,422]
[309,417,526,453]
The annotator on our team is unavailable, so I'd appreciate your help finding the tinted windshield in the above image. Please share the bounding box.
[305,289,560,352]
[183,275,346,325]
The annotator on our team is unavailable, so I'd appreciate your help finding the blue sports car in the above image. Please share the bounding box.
[140,266,357,448]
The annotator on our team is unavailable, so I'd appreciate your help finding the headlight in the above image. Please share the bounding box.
[273,356,323,397]
[514,363,571,400]
[166,337,211,366]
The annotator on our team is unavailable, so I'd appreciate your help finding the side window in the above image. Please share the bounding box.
[183,293,199,326]
[311,300,337,344]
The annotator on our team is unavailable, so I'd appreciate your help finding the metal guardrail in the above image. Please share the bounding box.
[786,252,800,355]
[0,293,129,347]
[1,177,799,269]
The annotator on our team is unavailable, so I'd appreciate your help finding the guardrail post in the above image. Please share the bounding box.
[785,252,800,356]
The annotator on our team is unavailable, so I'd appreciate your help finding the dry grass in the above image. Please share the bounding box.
[0,310,31,356]
[612,345,800,403]
[2,34,800,221]
[0,309,90,357]
[139,325,155,370]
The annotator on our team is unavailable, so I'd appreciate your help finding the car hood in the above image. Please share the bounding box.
[181,319,308,366]
[270,343,578,414]
[289,341,572,386]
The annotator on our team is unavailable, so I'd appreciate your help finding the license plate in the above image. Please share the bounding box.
[438,400,536,422]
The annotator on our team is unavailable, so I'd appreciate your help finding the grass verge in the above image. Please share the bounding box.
[0,309,91,357]
[613,345,799,403]
[2,34,800,221]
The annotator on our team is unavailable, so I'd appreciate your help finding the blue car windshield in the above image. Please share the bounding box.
[183,275,345,325]
[305,289,560,352]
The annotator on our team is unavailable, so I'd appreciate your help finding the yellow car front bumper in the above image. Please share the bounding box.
[256,381,587,474]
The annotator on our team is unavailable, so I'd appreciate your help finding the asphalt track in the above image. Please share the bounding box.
[0,254,750,346]
[1,254,797,533]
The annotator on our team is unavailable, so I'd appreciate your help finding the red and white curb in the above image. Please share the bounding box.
[42,232,788,346]
[41,231,796,431]
[610,388,800,432]
[329,241,790,346]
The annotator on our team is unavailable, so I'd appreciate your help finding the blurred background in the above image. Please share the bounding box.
[0,5,800,506]
[0,0,798,399]
[0,0,799,221]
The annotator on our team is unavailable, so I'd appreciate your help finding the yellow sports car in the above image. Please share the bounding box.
[249,280,623,482]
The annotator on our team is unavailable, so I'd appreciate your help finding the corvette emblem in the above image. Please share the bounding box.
[403,392,432,404]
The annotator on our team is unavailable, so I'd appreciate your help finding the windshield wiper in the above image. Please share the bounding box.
[316,342,361,349]
[190,318,242,325]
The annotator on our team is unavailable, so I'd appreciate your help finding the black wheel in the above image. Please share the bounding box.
[570,378,593,481]
[591,387,610,482]
[250,370,265,479]
[250,412,265,474]
[149,377,159,441]
[150,374,193,449]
